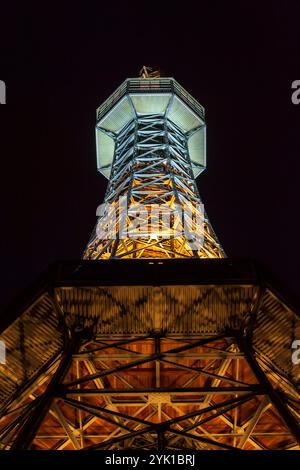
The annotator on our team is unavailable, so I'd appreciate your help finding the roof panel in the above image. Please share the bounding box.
[167,95,203,132]
[96,130,115,178]
[130,93,171,115]
[98,96,134,133]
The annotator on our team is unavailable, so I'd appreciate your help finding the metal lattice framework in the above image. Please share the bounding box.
[0,260,299,450]
[83,78,224,259]
[0,76,299,451]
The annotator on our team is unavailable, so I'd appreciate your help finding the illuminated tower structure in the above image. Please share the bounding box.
[83,71,224,260]
[0,70,299,450]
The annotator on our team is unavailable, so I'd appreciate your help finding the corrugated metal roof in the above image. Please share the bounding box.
[54,285,257,336]
[0,294,62,408]
[253,288,300,383]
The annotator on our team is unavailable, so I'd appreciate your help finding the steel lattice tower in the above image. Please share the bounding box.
[83,74,224,260]
[0,71,299,451]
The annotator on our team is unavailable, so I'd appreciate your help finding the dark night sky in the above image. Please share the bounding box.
[0,1,300,312]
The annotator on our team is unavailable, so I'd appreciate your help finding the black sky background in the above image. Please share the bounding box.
[0,1,300,312]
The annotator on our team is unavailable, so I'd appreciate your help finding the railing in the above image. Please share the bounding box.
[173,81,205,120]
[96,78,205,122]
[96,80,128,121]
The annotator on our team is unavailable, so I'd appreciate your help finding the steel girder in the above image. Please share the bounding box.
[0,331,299,450]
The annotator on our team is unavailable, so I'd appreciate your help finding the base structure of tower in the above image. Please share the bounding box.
[0,259,299,450]
[1,73,299,450]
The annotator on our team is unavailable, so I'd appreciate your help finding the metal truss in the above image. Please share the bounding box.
[83,114,225,259]
[1,330,299,450]
[1,70,298,453]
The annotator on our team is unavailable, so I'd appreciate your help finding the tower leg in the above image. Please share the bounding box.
[237,336,300,445]
[11,331,79,450]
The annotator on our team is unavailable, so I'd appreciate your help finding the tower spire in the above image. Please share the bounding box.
[139,65,161,78]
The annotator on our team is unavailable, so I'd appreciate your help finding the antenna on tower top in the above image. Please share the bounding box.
[139,65,160,78]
